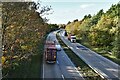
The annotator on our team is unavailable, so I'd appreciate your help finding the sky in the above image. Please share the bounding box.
[33,0,119,24]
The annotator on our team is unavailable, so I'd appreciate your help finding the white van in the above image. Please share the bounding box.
[70,36,76,43]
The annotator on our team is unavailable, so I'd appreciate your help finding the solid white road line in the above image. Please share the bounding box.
[43,60,44,80]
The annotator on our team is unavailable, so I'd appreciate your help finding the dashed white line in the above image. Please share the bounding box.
[61,74,65,80]
[57,61,59,65]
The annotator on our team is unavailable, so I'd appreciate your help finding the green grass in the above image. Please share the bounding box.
[56,34,106,80]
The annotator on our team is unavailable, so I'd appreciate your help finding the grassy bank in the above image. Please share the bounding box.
[77,40,120,65]
[56,34,106,80]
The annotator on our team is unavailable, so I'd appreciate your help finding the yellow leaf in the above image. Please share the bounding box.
[2,56,6,64]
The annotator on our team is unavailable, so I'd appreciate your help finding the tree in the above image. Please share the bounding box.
[112,6,120,58]
[73,19,78,22]
[88,14,92,18]
[2,2,51,77]
[91,9,104,25]
[67,21,71,25]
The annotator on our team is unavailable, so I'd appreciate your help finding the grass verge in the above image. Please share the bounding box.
[56,34,106,80]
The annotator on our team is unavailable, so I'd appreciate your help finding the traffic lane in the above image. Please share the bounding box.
[63,37,119,79]
[43,32,63,79]
[74,43,119,68]
[43,58,63,78]
[60,33,119,70]
[61,32,119,69]
[55,31,84,79]
[76,52,118,79]
[43,31,71,79]
[43,31,84,79]
[80,51,119,79]
[57,49,84,80]
[46,32,55,41]
[59,32,119,79]
[72,43,119,79]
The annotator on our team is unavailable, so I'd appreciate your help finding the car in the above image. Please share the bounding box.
[55,45,61,51]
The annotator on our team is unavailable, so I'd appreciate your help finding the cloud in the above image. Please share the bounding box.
[80,4,94,9]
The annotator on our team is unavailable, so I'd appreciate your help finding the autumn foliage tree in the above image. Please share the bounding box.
[2,2,51,77]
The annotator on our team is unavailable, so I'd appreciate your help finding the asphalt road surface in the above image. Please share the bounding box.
[42,31,84,80]
[59,30,120,80]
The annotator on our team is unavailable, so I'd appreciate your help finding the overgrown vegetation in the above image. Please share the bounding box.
[56,34,106,80]
[65,3,120,64]
[2,2,54,78]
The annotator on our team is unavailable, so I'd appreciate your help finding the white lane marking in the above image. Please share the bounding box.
[61,75,65,80]
[74,67,85,80]
[43,60,44,80]
[57,61,59,65]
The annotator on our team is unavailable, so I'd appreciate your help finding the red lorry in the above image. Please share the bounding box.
[44,41,57,63]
